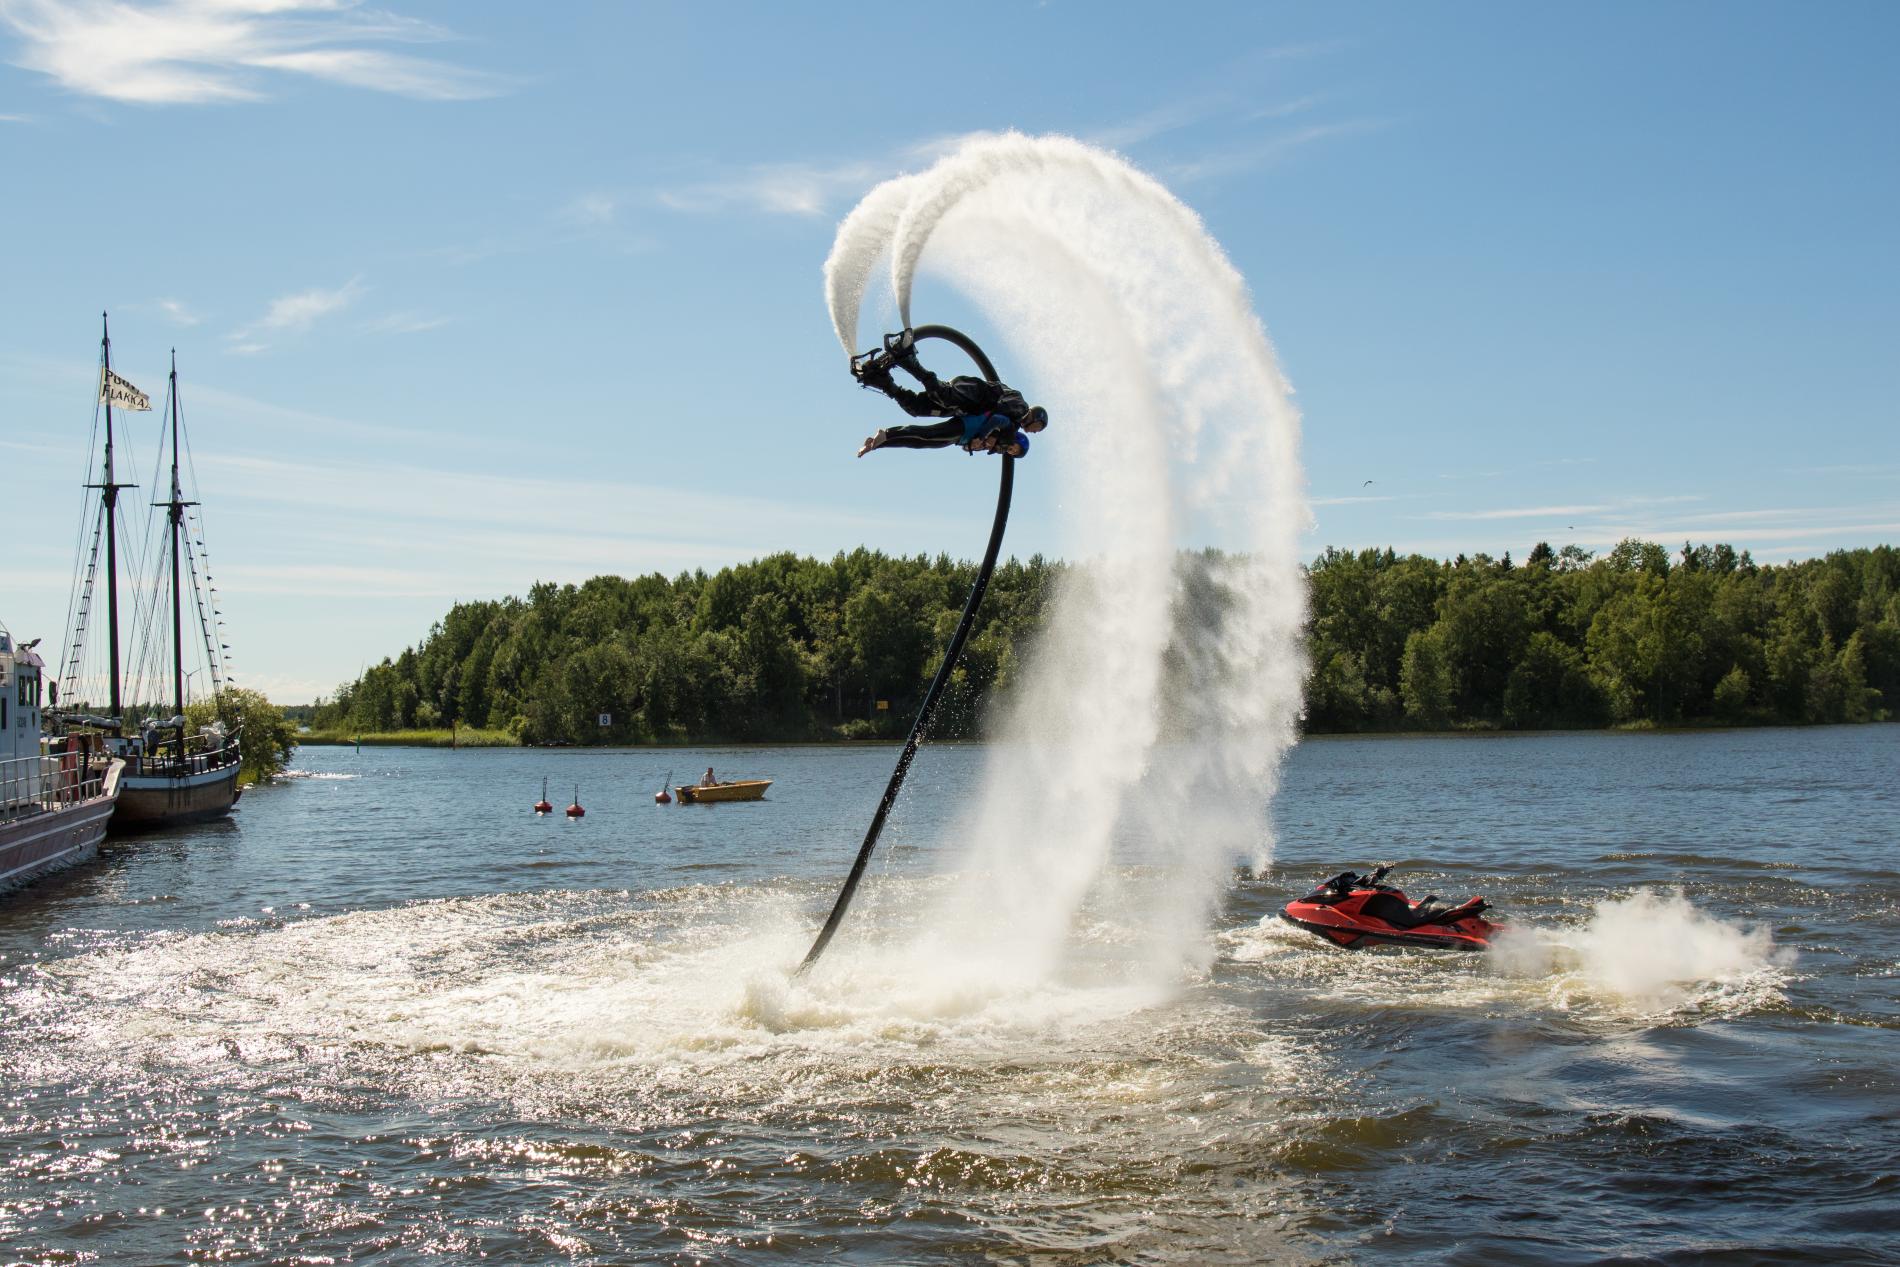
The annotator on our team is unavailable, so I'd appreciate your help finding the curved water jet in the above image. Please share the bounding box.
[820,133,1309,988]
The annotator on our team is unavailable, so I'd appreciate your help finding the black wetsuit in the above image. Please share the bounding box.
[869,360,1031,451]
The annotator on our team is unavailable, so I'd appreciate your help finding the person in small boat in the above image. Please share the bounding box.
[699,767,718,787]
[854,330,1048,459]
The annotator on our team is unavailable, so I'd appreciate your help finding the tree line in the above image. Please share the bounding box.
[1305,541,1895,730]
[307,542,1897,743]
[310,549,1055,745]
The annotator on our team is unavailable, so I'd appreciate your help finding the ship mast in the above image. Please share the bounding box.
[84,312,138,720]
[160,352,196,724]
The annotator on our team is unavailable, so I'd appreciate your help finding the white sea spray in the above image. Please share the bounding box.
[1489,888,1795,1014]
[824,132,1309,989]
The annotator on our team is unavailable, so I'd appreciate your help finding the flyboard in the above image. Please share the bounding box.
[797,324,1014,972]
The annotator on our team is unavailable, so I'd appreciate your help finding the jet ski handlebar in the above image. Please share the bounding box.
[1315,864,1395,896]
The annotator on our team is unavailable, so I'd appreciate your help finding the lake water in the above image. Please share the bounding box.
[1,727,1894,1264]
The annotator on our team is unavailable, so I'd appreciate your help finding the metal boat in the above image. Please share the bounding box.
[1,622,122,891]
[674,779,772,804]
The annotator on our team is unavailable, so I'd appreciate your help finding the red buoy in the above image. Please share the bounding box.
[533,776,553,815]
[654,768,673,804]
[565,784,584,818]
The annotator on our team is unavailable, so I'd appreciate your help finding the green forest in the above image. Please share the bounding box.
[306,541,1898,744]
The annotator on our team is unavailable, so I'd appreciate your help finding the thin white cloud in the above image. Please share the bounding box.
[176,376,469,450]
[243,47,499,101]
[157,297,200,326]
[362,310,449,336]
[0,437,71,458]
[194,449,956,550]
[1164,119,1389,183]
[424,193,660,265]
[0,0,509,105]
[641,131,996,221]
[1425,503,1617,521]
[1087,92,1320,151]
[561,192,620,227]
[1088,92,1237,150]
[1421,495,1704,521]
[0,111,32,121]
[1591,520,1900,545]
[1302,486,1898,563]
[1311,494,1397,506]
[1245,94,1323,122]
[257,276,365,332]
[654,158,888,218]
[225,276,364,350]
[1085,40,1330,151]
[1798,462,1900,477]
[1645,506,1833,526]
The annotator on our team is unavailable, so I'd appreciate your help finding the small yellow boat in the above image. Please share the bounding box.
[674,779,772,804]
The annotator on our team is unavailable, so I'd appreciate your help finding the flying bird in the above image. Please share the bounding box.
[1362,479,1375,487]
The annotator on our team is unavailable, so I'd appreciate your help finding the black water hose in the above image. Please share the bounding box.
[798,324,1014,973]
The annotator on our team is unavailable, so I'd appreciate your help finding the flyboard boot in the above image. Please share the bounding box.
[850,329,921,384]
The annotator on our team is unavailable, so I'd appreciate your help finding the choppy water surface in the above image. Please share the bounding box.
[1,728,1894,1264]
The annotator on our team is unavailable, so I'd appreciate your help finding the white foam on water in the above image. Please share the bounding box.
[824,132,1309,991]
[23,884,1317,1131]
[1488,888,1796,1016]
[1228,888,1795,1024]
[33,887,1138,1060]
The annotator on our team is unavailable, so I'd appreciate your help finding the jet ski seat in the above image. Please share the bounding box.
[1360,891,1438,929]
[1416,897,1488,925]
[1360,892,1488,929]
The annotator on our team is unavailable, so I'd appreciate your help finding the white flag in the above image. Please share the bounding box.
[100,368,151,412]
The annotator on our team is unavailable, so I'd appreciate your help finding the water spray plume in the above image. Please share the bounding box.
[1491,889,1795,1013]
[821,132,1309,985]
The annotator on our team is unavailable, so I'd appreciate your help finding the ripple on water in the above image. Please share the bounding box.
[3,729,1896,1262]
[6,880,1341,1261]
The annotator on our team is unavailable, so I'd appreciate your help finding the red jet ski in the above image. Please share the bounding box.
[1281,866,1502,951]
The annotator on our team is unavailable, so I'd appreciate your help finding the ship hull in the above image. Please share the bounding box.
[110,761,241,833]
[0,762,122,892]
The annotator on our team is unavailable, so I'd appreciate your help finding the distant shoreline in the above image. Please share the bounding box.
[295,730,930,749]
[296,718,1895,750]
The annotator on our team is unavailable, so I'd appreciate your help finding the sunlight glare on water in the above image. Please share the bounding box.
[2,730,1894,1262]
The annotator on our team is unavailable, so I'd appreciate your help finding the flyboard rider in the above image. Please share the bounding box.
[852,329,1049,459]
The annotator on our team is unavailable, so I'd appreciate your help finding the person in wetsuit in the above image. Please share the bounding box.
[853,332,1049,458]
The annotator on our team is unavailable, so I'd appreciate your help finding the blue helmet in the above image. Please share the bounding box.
[1010,430,1030,457]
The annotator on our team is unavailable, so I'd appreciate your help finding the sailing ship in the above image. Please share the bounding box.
[51,316,242,832]
[1,620,122,891]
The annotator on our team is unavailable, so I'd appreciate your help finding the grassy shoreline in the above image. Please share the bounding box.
[297,728,519,748]
[296,717,1894,750]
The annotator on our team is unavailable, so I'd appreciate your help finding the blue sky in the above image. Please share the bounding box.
[2,1,1894,702]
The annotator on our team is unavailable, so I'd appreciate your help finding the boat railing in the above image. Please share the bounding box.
[132,728,242,780]
[0,751,111,824]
